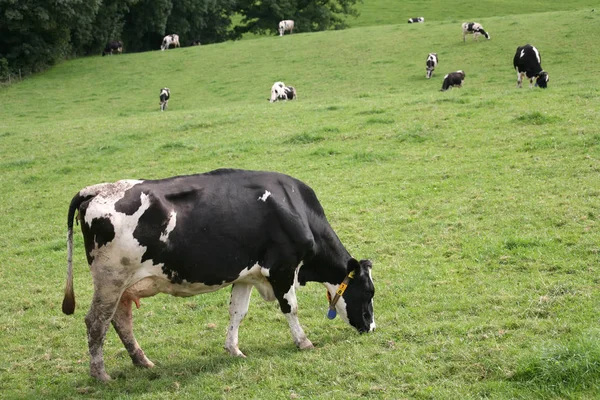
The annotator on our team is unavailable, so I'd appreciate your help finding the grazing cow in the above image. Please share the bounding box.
[269,81,297,102]
[426,53,438,79]
[440,70,465,91]
[161,34,180,51]
[513,44,549,89]
[408,17,425,23]
[462,22,490,41]
[102,41,123,56]
[278,20,294,36]
[62,168,375,381]
[159,88,170,111]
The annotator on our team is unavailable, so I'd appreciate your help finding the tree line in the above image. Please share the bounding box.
[0,0,359,81]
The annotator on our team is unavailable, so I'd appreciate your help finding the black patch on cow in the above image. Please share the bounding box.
[79,198,115,265]
[467,22,475,31]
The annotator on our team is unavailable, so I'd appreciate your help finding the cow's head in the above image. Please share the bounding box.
[336,259,376,333]
[270,82,285,102]
[535,72,549,88]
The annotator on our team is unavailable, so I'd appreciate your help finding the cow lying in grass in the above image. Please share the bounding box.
[440,70,465,91]
[269,82,297,102]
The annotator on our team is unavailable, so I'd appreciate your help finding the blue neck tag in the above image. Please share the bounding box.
[327,309,337,319]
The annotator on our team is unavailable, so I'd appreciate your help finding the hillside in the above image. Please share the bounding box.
[1,6,599,400]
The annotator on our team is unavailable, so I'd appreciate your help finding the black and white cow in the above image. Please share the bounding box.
[278,20,294,36]
[269,81,297,102]
[159,88,170,111]
[189,40,201,46]
[513,44,549,89]
[102,41,123,56]
[408,17,425,23]
[426,53,438,79]
[462,22,490,41]
[62,169,375,381]
[161,34,180,51]
[440,70,465,91]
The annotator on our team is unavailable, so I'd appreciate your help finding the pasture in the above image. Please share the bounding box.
[1,4,599,399]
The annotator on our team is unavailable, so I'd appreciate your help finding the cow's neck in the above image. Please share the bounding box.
[298,229,351,286]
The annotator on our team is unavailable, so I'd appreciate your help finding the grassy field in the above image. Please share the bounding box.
[1,3,600,399]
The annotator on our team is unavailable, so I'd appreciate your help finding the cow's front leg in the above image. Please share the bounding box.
[269,268,314,350]
[111,296,154,368]
[225,283,253,357]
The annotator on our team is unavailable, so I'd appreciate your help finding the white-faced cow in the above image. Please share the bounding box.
[62,168,375,381]
[408,17,425,23]
[161,34,180,51]
[462,22,490,41]
[440,70,465,91]
[269,81,297,102]
[426,53,438,79]
[513,44,549,89]
[102,41,123,56]
[159,88,170,111]
[278,20,294,36]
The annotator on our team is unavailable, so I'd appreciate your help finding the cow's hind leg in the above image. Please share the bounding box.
[111,296,154,369]
[269,267,313,350]
[85,289,122,381]
[225,283,253,357]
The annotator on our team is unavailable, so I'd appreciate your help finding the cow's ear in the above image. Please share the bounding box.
[346,258,361,276]
[359,259,373,270]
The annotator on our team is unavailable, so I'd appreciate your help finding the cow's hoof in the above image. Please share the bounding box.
[131,350,154,368]
[91,370,111,382]
[225,346,247,358]
[298,339,314,350]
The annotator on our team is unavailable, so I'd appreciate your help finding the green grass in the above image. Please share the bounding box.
[1,4,600,399]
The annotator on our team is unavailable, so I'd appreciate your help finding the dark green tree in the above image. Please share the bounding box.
[0,0,99,76]
[233,0,360,36]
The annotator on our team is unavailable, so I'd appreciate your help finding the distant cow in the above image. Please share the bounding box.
[462,22,490,41]
[159,88,170,111]
[62,168,376,381]
[440,70,465,91]
[408,17,425,23]
[426,53,438,79]
[161,34,180,51]
[269,81,297,102]
[513,44,549,89]
[278,20,294,36]
[102,41,122,56]
[189,40,201,46]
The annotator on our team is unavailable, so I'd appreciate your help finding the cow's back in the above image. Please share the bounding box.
[79,169,323,285]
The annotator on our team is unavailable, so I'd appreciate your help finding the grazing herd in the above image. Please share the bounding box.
[416,21,548,91]
[64,16,555,382]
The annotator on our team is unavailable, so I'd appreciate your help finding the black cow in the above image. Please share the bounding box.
[440,70,465,91]
[513,44,549,89]
[189,40,201,46]
[159,88,170,111]
[426,53,438,79]
[62,169,375,381]
[408,17,425,23]
[462,22,490,41]
[102,41,123,56]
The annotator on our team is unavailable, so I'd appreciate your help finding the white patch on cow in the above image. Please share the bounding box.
[159,211,177,243]
[520,49,525,58]
[258,190,271,202]
[532,46,541,64]
[323,282,350,323]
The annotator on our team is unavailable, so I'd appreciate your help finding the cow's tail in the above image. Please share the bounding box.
[62,189,100,315]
